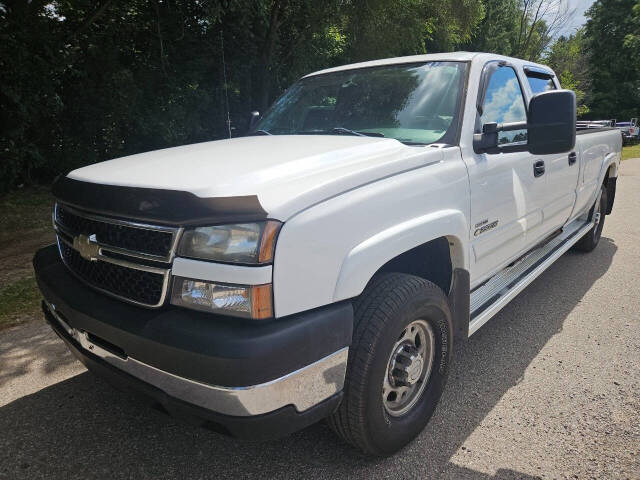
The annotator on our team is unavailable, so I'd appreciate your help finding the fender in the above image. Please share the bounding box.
[333,209,469,302]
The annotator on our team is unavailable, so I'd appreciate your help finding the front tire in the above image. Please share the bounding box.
[574,183,607,252]
[328,273,453,455]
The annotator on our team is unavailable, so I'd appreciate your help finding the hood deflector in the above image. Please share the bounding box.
[52,176,268,227]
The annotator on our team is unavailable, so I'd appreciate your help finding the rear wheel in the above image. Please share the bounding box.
[328,273,452,455]
[574,183,607,252]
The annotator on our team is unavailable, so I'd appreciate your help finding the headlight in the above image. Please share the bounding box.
[177,221,281,264]
[171,277,273,319]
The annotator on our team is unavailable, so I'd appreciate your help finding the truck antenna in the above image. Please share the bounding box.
[220,31,231,139]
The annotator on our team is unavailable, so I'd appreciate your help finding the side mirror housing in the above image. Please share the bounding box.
[248,111,260,132]
[473,122,499,153]
[474,89,576,155]
[527,90,576,155]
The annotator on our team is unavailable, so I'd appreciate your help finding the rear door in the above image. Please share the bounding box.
[464,62,547,285]
[523,67,580,235]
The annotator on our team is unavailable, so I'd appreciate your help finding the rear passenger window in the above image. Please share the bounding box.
[481,66,527,145]
[526,75,556,95]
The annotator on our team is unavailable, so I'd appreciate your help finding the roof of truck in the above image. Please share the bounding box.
[303,52,552,78]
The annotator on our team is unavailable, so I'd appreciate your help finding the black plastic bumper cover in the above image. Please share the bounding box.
[34,244,352,436]
[43,303,342,440]
[34,245,353,387]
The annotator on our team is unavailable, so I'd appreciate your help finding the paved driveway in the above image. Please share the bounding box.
[1,160,639,480]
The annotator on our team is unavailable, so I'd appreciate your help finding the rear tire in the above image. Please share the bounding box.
[328,273,452,455]
[574,183,607,253]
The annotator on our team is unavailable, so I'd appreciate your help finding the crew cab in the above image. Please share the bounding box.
[34,52,621,455]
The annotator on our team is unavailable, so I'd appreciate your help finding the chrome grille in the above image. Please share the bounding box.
[59,241,168,306]
[55,204,178,261]
[53,203,181,307]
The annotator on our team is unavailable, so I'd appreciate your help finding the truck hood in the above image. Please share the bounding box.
[67,135,444,221]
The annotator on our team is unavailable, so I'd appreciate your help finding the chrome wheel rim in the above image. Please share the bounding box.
[383,319,435,417]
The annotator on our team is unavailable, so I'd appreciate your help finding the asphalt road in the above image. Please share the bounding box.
[1,160,639,480]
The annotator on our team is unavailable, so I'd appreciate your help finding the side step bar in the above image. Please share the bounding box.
[468,219,594,336]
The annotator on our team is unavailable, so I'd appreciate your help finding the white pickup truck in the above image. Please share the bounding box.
[34,52,621,455]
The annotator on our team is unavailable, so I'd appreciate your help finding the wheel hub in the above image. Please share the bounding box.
[383,319,435,417]
[390,345,424,386]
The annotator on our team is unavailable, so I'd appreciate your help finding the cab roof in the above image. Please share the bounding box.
[303,52,553,78]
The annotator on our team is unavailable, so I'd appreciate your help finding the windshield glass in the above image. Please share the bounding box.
[255,61,467,145]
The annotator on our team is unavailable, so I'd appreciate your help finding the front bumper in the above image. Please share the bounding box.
[34,245,353,438]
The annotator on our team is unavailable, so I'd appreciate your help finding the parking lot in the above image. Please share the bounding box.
[1,159,639,480]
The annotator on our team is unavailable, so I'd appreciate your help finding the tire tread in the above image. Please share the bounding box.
[328,273,448,454]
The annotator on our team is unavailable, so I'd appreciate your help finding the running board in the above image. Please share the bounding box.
[468,219,594,336]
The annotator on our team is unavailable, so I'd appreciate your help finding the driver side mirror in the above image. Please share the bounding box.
[527,90,576,155]
[473,89,576,155]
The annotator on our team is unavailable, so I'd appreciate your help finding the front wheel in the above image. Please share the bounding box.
[574,183,607,252]
[328,273,452,455]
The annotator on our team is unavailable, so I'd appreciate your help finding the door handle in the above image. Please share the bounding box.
[533,160,545,177]
[568,151,577,165]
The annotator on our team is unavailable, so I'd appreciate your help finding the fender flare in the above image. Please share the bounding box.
[600,153,619,215]
[332,209,469,303]
[584,152,619,214]
[600,152,619,182]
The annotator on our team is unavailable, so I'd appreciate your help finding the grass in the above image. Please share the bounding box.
[0,186,53,241]
[622,143,640,161]
[0,276,42,329]
[0,186,53,329]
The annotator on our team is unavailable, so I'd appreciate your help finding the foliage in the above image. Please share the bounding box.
[465,0,520,56]
[466,0,575,61]
[622,0,640,59]
[0,0,485,192]
[544,30,590,116]
[583,0,640,119]
[1,0,639,193]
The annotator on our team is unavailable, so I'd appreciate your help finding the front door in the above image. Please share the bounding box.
[465,63,547,286]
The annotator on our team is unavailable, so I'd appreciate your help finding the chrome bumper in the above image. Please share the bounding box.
[44,301,348,417]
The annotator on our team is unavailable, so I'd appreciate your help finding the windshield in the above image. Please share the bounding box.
[255,61,467,145]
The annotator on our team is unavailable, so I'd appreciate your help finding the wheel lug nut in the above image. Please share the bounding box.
[395,354,411,366]
[392,368,409,386]
[403,345,418,355]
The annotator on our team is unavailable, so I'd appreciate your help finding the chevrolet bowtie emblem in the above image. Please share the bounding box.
[73,233,100,261]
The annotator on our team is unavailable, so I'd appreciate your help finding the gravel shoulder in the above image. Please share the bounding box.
[1,160,639,479]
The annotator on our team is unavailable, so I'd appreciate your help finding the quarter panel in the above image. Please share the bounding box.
[573,130,621,219]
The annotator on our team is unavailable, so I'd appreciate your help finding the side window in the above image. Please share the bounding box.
[526,74,556,95]
[481,66,528,145]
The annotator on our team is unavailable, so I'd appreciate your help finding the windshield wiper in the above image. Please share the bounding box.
[330,127,385,138]
[248,129,272,136]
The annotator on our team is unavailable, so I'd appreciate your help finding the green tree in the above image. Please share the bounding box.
[342,0,484,61]
[1,0,531,193]
[465,0,520,56]
[622,0,640,62]
[0,0,345,189]
[545,30,590,116]
[583,0,640,119]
